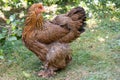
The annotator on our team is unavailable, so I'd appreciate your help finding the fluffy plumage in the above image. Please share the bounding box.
[22,3,86,77]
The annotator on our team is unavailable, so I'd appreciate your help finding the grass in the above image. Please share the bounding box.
[0,18,120,80]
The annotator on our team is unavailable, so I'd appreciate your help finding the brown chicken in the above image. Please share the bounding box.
[22,3,86,77]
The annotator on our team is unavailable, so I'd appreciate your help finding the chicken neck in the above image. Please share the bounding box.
[25,12,44,31]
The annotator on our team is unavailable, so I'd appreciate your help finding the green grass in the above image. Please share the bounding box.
[0,18,120,80]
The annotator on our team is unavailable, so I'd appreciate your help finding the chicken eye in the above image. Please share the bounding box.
[38,6,42,9]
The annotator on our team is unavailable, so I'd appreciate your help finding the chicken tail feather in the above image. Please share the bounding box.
[67,6,86,33]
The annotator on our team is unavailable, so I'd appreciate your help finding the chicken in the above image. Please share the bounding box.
[22,3,86,77]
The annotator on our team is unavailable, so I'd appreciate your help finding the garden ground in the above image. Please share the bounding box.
[0,18,120,80]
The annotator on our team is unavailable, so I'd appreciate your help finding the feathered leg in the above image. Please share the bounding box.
[38,42,72,77]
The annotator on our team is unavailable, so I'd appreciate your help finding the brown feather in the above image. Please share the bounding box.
[22,3,86,77]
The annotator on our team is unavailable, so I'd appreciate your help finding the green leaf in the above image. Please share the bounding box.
[6,19,10,24]
[0,50,4,59]
[9,14,16,22]
[7,36,17,41]
[0,56,4,59]
[11,21,17,27]
[0,34,5,39]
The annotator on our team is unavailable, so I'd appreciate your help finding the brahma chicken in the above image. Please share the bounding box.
[22,3,86,77]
